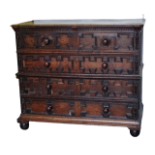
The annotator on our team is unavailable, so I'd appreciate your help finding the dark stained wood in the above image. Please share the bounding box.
[46,105,53,113]
[19,77,140,100]
[20,122,29,130]
[17,114,141,130]
[12,20,144,136]
[18,102,143,131]
[16,72,142,79]
[130,129,140,137]
[22,99,138,119]
[19,95,139,103]
[18,54,140,75]
[13,25,141,52]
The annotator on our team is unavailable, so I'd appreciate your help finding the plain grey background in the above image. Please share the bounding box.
[0,0,154,155]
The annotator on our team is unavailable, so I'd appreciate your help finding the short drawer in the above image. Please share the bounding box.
[19,54,140,75]
[16,31,139,52]
[21,98,139,120]
[20,77,140,100]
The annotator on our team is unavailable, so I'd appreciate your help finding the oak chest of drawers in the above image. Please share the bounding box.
[12,19,145,137]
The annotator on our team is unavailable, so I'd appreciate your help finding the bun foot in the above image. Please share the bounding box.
[130,129,140,137]
[20,122,29,130]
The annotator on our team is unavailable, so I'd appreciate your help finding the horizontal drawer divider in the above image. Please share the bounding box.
[21,95,138,103]
[17,49,140,55]
[16,72,141,79]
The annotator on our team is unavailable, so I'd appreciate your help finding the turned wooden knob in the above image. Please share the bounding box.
[103,108,109,114]
[44,38,50,45]
[44,62,50,67]
[46,84,51,89]
[103,39,109,46]
[102,86,108,92]
[102,62,108,69]
[46,105,53,112]
[42,38,50,46]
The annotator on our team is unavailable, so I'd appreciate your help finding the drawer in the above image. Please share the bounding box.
[16,31,139,52]
[19,54,140,75]
[21,98,139,120]
[20,77,140,100]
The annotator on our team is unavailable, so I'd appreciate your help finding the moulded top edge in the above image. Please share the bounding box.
[33,19,145,25]
[12,19,145,27]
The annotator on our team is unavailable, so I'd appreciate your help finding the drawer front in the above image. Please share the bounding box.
[20,77,139,100]
[21,98,138,120]
[19,54,139,75]
[16,30,140,52]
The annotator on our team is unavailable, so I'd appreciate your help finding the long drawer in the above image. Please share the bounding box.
[16,31,140,52]
[19,77,140,101]
[21,98,138,120]
[18,54,140,75]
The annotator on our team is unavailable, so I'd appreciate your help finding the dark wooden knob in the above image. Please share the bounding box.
[103,108,109,114]
[102,62,108,69]
[44,38,50,45]
[46,105,53,112]
[44,62,50,67]
[102,86,108,93]
[42,38,50,46]
[46,84,51,89]
[103,39,109,46]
